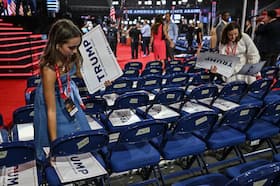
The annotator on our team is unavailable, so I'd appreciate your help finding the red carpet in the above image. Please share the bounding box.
[0,44,155,126]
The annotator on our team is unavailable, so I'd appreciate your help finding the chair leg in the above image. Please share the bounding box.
[267,138,278,154]
[215,147,233,161]
[155,164,166,186]
[234,145,246,163]
[198,154,209,174]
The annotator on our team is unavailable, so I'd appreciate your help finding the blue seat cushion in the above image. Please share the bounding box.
[110,143,160,172]
[225,159,270,178]
[207,126,246,150]
[274,154,280,162]
[161,133,206,160]
[246,120,279,140]
[240,96,263,107]
[172,173,229,186]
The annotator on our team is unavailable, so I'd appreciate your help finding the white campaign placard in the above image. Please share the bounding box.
[52,152,107,184]
[238,61,266,76]
[79,25,123,94]
[196,52,239,78]
[0,160,38,186]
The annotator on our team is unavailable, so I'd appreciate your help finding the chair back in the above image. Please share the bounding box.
[124,61,143,70]
[0,141,35,167]
[50,130,109,157]
[246,78,273,100]
[188,84,218,101]
[114,92,150,110]
[104,77,133,94]
[122,68,139,78]
[145,60,163,69]
[219,80,248,102]
[117,119,168,144]
[258,99,280,124]
[154,88,185,105]
[13,104,34,125]
[261,66,279,79]
[163,73,189,89]
[174,111,218,135]
[141,67,163,77]
[220,104,260,131]
[226,162,280,186]
[165,65,185,75]
[137,74,162,91]
[83,97,108,116]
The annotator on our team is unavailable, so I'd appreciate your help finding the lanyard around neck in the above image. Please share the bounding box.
[55,64,70,100]
[226,43,237,56]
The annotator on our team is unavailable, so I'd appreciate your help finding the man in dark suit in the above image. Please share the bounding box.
[215,11,230,48]
[255,10,280,66]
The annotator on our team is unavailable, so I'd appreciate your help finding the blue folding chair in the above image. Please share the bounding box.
[72,77,90,98]
[0,141,42,185]
[196,104,260,163]
[216,80,248,103]
[124,61,143,71]
[162,72,189,90]
[137,88,185,124]
[264,78,280,104]
[141,66,163,77]
[45,130,109,186]
[261,66,279,79]
[137,74,162,93]
[154,111,218,174]
[11,104,34,141]
[100,92,150,134]
[82,97,108,132]
[25,75,40,105]
[101,77,134,107]
[239,78,273,107]
[242,100,280,155]
[172,162,280,186]
[169,84,217,116]
[145,60,163,69]
[165,60,182,69]
[122,68,140,79]
[104,119,168,185]
[165,65,185,75]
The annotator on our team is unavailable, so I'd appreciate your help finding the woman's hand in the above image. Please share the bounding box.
[210,65,218,74]
[104,80,112,87]
[170,41,175,48]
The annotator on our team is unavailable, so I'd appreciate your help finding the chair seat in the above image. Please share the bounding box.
[161,133,206,160]
[274,153,280,162]
[246,120,279,140]
[172,173,229,186]
[240,96,263,107]
[110,143,161,172]
[225,159,270,178]
[207,126,246,150]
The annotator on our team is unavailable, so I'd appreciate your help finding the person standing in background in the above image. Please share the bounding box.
[150,14,174,63]
[255,10,280,66]
[245,19,252,37]
[128,23,142,59]
[141,20,151,57]
[107,21,119,57]
[215,11,230,49]
[165,12,178,61]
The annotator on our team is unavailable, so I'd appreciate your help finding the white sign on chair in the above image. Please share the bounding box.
[79,25,123,94]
